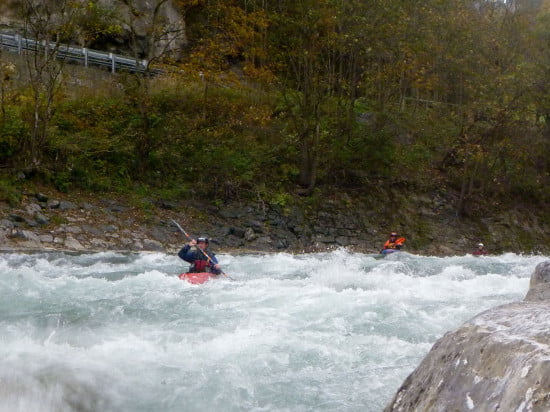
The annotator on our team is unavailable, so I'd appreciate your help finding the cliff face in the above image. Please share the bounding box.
[0,0,187,59]
[385,261,550,412]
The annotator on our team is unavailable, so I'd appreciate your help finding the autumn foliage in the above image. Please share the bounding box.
[0,0,548,214]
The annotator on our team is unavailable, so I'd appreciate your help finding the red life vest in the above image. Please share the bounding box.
[191,259,209,272]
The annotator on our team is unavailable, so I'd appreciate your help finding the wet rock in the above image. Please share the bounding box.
[149,226,170,243]
[120,237,133,247]
[25,203,42,215]
[276,238,288,249]
[35,193,48,202]
[47,199,60,209]
[65,226,83,234]
[81,202,95,210]
[0,219,14,229]
[247,236,271,250]
[384,261,550,412]
[101,225,118,232]
[230,227,246,238]
[248,220,264,233]
[219,207,245,219]
[335,236,350,246]
[315,234,336,244]
[82,225,103,236]
[90,238,109,249]
[525,261,550,301]
[59,201,77,211]
[24,218,38,227]
[143,239,164,251]
[39,234,54,243]
[244,227,256,241]
[109,205,126,213]
[12,229,40,243]
[9,213,25,222]
[64,236,84,250]
[35,212,49,225]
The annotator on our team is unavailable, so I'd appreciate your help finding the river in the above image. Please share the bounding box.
[0,250,546,412]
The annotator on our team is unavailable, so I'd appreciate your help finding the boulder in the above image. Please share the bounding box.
[142,239,164,252]
[384,261,550,412]
[525,261,550,301]
[64,236,84,250]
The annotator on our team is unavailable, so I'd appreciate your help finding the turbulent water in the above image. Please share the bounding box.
[0,249,546,412]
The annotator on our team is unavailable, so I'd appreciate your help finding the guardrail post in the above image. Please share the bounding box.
[83,48,88,67]
[16,34,22,54]
[110,53,115,73]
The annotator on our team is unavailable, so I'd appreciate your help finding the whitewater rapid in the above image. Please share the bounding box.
[0,250,546,412]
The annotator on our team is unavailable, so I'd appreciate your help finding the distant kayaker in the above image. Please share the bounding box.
[472,243,488,256]
[178,237,222,275]
[382,232,405,253]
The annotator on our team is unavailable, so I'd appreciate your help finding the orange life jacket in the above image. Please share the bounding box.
[384,237,405,250]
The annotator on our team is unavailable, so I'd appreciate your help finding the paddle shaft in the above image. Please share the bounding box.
[171,219,228,277]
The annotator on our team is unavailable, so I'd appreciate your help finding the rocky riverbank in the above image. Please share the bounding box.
[1,189,549,256]
[384,261,550,412]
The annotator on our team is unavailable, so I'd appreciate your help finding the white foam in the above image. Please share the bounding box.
[0,250,546,412]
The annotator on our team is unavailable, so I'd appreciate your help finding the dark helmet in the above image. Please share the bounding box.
[197,236,209,244]
[390,232,398,237]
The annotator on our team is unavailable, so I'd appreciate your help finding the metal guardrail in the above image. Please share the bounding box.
[0,32,162,75]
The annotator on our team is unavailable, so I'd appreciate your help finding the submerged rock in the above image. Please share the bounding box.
[385,261,550,412]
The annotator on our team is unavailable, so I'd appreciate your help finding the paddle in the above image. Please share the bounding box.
[171,218,231,279]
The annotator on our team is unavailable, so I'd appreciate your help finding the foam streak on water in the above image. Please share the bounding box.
[0,250,546,412]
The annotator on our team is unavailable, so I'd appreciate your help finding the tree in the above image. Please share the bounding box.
[18,0,82,170]
[112,0,187,176]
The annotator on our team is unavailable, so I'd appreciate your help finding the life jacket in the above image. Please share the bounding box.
[384,240,403,249]
[189,255,211,273]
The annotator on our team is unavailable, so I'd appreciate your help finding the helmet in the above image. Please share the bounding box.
[197,237,209,244]
[390,232,398,237]
[477,243,484,247]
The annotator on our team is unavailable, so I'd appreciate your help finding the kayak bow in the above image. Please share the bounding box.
[179,272,217,284]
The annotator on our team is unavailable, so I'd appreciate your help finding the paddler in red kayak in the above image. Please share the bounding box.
[381,232,406,254]
[178,236,222,275]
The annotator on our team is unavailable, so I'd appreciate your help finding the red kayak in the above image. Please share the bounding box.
[179,272,217,284]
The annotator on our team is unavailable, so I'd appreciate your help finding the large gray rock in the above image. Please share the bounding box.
[525,261,550,301]
[97,0,187,59]
[385,261,550,412]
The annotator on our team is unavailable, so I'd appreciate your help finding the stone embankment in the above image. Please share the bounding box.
[0,191,402,254]
[384,261,550,412]
[0,190,548,256]
[0,193,172,253]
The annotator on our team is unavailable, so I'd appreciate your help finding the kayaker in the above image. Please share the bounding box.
[178,237,222,275]
[382,232,405,253]
[472,243,488,256]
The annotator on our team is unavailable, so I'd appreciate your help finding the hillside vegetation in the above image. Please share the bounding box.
[0,0,548,229]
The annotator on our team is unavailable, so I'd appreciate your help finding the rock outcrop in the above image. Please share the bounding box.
[384,261,550,412]
[0,0,187,60]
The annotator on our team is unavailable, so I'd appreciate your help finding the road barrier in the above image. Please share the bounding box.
[0,32,162,75]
